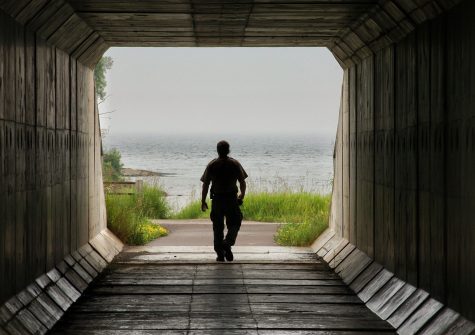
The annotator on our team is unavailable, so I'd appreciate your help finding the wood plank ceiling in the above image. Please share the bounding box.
[1,0,455,66]
[66,0,378,47]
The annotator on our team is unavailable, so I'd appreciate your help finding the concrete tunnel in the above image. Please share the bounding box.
[1,0,475,333]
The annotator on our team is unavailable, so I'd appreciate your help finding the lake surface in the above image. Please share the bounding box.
[103,133,335,209]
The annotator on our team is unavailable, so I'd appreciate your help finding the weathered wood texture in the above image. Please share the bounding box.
[0,230,122,334]
[0,0,106,68]
[333,0,475,322]
[312,234,475,334]
[4,0,465,64]
[330,0,464,66]
[1,0,475,327]
[348,66,357,245]
[0,10,106,306]
[445,0,475,319]
[329,86,343,237]
[374,46,395,272]
[50,252,394,334]
[68,0,376,48]
[355,56,374,258]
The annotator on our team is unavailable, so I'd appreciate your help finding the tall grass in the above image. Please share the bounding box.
[106,185,170,245]
[172,200,205,219]
[172,192,331,246]
[140,185,169,219]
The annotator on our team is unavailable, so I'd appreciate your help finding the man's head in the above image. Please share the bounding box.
[217,140,230,158]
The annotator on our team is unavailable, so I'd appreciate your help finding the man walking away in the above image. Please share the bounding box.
[201,140,248,262]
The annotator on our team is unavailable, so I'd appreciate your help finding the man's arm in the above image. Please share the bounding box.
[237,161,247,200]
[238,179,246,200]
[200,163,211,212]
[201,182,210,211]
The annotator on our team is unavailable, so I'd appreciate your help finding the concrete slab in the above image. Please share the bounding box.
[118,246,315,264]
[149,219,281,247]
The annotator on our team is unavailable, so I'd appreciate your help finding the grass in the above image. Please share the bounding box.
[172,200,205,220]
[105,185,170,245]
[172,192,331,246]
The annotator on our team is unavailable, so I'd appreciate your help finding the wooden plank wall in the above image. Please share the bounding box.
[77,63,91,247]
[341,70,350,240]
[428,15,446,303]
[0,9,4,306]
[446,0,475,320]
[374,46,395,272]
[355,56,374,258]
[416,22,432,294]
[329,89,343,237]
[394,32,418,285]
[337,0,475,321]
[348,66,357,246]
[0,10,105,305]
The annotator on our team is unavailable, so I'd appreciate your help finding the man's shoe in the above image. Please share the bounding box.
[223,244,234,262]
[216,248,225,262]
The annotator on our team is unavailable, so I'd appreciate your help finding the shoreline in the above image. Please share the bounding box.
[121,167,177,177]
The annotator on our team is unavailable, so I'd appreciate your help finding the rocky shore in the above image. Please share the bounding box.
[121,167,161,177]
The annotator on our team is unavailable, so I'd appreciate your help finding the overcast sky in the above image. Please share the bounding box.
[100,47,342,136]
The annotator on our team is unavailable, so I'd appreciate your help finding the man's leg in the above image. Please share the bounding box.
[223,203,243,261]
[211,200,225,261]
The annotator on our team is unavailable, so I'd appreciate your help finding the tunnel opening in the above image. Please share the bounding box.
[98,46,342,249]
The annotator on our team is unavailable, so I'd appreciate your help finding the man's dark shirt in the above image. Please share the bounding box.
[201,157,248,195]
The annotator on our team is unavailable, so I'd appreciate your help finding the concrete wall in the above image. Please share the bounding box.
[0,9,106,305]
[331,0,475,322]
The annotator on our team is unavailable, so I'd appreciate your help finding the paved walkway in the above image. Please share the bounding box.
[148,219,281,246]
[49,247,395,334]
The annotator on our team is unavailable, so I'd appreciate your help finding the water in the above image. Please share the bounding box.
[103,133,335,209]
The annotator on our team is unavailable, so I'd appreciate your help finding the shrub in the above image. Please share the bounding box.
[105,184,170,245]
[103,148,123,181]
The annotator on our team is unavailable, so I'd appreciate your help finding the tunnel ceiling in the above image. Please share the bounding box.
[66,0,377,48]
[0,0,460,67]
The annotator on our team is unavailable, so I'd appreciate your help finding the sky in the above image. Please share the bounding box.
[100,47,343,137]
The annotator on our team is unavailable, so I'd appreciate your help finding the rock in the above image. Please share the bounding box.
[121,168,161,177]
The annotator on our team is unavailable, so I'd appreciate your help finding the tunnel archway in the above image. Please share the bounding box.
[1,0,475,332]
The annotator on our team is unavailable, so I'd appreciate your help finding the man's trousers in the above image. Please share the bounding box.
[210,195,243,254]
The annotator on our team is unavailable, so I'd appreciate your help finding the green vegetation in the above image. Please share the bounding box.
[94,56,113,102]
[173,192,331,246]
[102,148,123,182]
[141,184,169,219]
[102,148,169,245]
[106,185,170,245]
[172,200,205,220]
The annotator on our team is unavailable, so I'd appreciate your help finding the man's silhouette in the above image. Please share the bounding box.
[201,141,247,262]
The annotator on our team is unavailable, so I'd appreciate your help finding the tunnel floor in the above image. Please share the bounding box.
[49,247,395,334]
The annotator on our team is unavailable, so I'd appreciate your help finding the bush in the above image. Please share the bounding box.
[106,185,170,245]
[103,148,123,181]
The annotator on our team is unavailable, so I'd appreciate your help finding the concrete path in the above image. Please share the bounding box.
[148,219,281,247]
[49,246,395,334]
